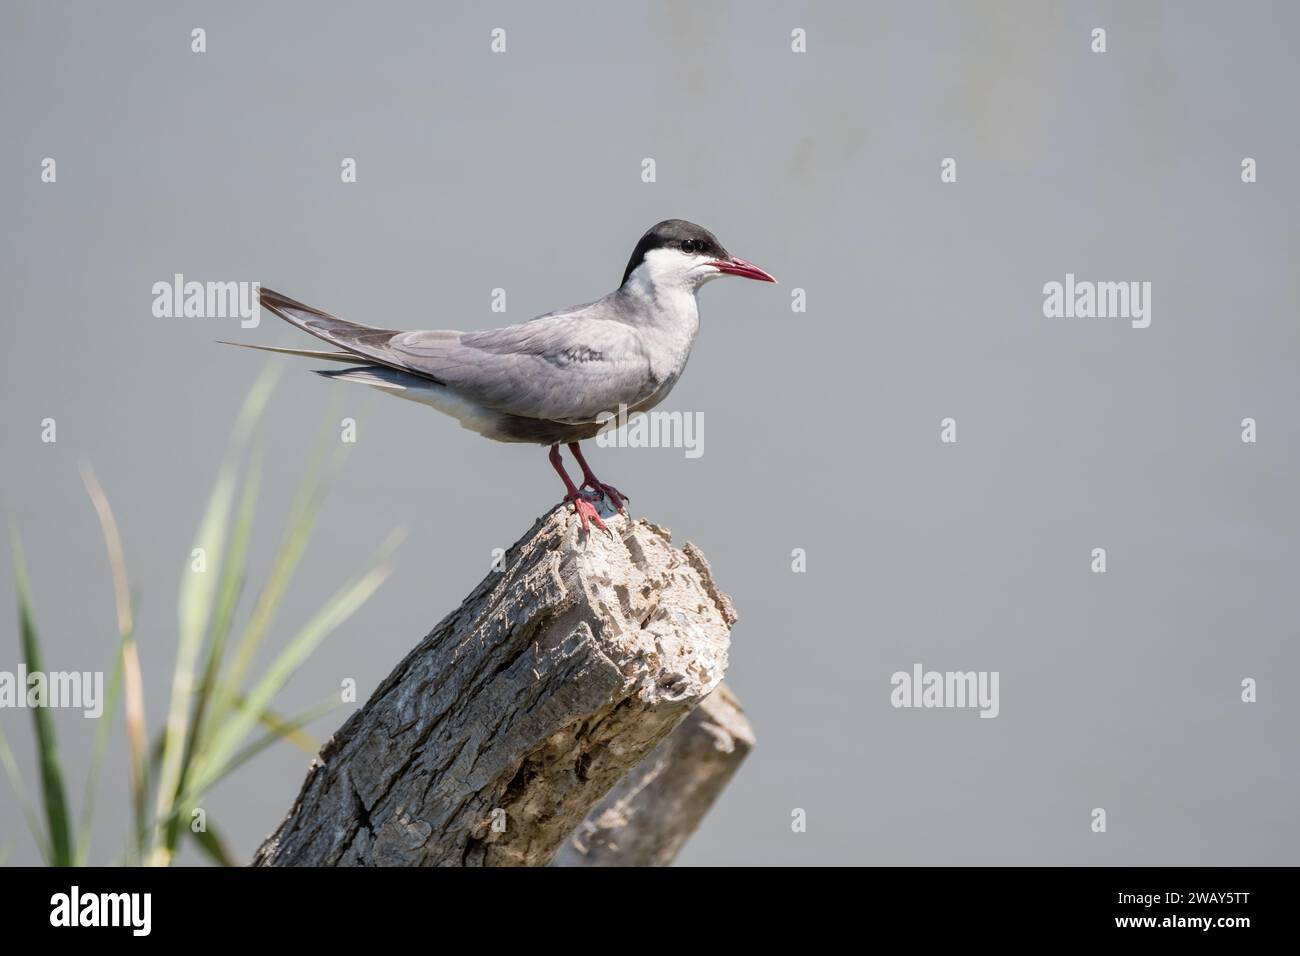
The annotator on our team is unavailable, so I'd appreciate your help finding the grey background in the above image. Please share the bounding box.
[2,0,1297,866]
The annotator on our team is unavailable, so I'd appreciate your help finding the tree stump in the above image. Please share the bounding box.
[253,504,740,866]
[554,681,755,866]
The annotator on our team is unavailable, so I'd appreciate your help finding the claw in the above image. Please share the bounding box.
[566,493,611,536]
[581,481,629,515]
[552,444,620,535]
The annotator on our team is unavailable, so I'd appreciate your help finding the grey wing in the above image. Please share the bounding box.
[257,288,445,376]
[258,288,656,424]
[389,312,656,424]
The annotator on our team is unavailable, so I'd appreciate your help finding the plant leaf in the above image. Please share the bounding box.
[234,696,323,756]
[0,719,48,862]
[76,464,138,866]
[151,695,340,838]
[211,415,338,728]
[190,535,398,797]
[10,533,73,866]
[152,368,277,860]
[121,636,149,862]
[209,696,339,786]
[186,449,262,772]
[75,632,125,866]
[188,818,239,867]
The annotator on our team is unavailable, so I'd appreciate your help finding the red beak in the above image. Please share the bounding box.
[709,256,777,283]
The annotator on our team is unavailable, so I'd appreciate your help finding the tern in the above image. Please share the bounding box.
[227,219,776,532]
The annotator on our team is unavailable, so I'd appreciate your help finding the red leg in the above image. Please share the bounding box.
[567,443,628,514]
[549,444,608,534]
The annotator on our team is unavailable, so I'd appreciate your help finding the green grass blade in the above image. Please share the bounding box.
[186,448,261,767]
[229,696,323,756]
[121,637,148,863]
[191,534,399,796]
[10,534,73,866]
[142,695,326,849]
[212,421,338,722]
[206,696,339,785]
[0,719,48,862]
[163,697,339,834]
[162,450,261,859]
[151,369,277,863]
[188,817,239,867]
[150,695,340,840]
[76,465,137,866]
[152,465,235,858]
[75,631,125,866]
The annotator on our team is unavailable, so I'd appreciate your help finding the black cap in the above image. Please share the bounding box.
[621,220,730,286]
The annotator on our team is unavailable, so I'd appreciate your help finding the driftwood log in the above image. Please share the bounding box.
[253,503,744,866]
[553,681,754,866]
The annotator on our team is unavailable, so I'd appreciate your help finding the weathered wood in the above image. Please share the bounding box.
[253,504,735,866]
[553,681,754,867]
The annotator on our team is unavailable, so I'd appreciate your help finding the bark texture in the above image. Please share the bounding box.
[553,681,754,866]
[253,504,735,866]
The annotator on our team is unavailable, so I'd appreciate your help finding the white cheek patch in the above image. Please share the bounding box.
[639,248,716,290]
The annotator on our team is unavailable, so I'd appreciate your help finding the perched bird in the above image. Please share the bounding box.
[227,219,775,532]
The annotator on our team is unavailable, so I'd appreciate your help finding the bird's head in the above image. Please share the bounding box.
[620,219,776,294]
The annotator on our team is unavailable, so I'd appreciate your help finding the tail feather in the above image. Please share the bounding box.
[314,365,413,391]
[258,287,407,367]
[217,340,361,363]
[240,287,445,386]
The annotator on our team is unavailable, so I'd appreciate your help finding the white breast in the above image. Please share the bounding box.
[621,249,704,386]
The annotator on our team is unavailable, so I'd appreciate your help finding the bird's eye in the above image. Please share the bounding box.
[681,239,700,255]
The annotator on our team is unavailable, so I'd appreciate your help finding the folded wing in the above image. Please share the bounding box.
[258,287,656,425]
